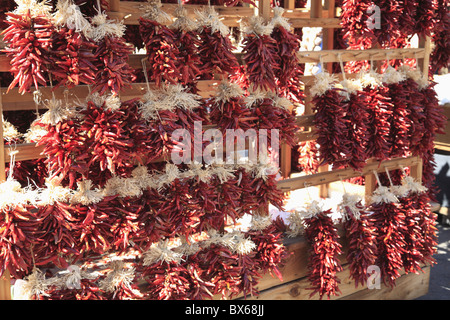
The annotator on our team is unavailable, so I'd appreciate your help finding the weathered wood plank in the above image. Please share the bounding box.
[277,156,421,192]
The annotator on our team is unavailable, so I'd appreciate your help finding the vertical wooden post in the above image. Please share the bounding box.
[409,157,423,184]
[109,0,120,12]
[286,0,295,9]
[364,159,377,205]
[258,0,272,19]
[0,92,11,300]
[419,36,432,78]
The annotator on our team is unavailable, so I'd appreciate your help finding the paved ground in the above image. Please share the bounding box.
[416,221,450,300]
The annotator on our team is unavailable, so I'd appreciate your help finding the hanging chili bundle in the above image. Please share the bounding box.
[360,69,393,160]
[170,6,202,92]
[210,81,254,134]
[0,200,38,279]
[99,261,143,300]
[90,12,135,96]
[49,0,97,89]
[382,67,411,158]
[139,0,180,87]
[197,231,261,299]
[140,240,203,300]
[390,175,433,274]
[139,84,203,157]
[413,0,437,37]
[430,0,450,74]
[248,162,285,213]
[246,92,297,148]
[270,7,301,90]
[302,201,343,299]
[414,78,446,197]
[311,72,350,168]
[246,214,288,281]
[2,1,54,94]
[35,97,85,188]
[398,0,419,36]
[32,199,80,269]
[339,78,370,171]
[340,0,375,48]
[398,66,427,155]
[79,96,136,179]
[196,7,239,79]
[369,176,407,288]
[339,194,377,288]
[242,16,280,92]
[156,175,204,239]
[372,0,402,46]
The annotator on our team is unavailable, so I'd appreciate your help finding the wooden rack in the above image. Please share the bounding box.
[0,0,435,300]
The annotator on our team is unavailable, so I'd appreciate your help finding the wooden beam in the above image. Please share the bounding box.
[289,17,340,28]
[4,143,45,162]
[106,2,253,27]
[297,48,426,64]
[0,80,219,111]
[277,156,421,192]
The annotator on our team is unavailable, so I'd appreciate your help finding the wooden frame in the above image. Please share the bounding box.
[0,0,434,300]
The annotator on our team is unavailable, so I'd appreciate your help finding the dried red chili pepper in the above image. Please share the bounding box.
[295,141,319,174]
[2,9,54,94]
[242,16,280,92]
[303,202,343,299]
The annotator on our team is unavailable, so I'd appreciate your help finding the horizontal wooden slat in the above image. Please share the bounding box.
[0,55,10,73]
[106,2,254,27]
[247,264,430,300]
[289,17,341,28]
[1,80,219,111]
[277,155,421,191]
[4,143,45,162]
[297,48,426,64]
